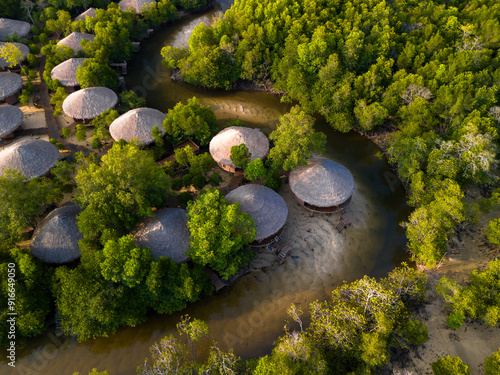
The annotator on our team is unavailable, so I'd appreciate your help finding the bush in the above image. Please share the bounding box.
[61,183,74,194]
[19,92,30,105]
[208,172,222,187]
[55,142,64,150]
[264,169,282,191]
[182,173,193,187]
[446,311,465,329]
[27,53,38,67]
[171,177,183,191]
[39,33,49,45]
[91,137,103,150]
[178,191,193,208]
[61,127,72,138]
[49,138,57,145]
[431,356,470,375]
[163,161,177,177]
[485,348,500,375]
[76,124,87,142]
[192,173,206,190]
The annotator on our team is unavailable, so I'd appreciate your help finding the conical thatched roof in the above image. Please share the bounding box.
[0,42,30,68]
[119,0,156,13]
[209,126,269,171]
[109,107,166,145]
[0,72,22,100]
[51,58,87,86]
[289,157,354,208]
[0,104,22,137]
[75,7,97,21]
[133,208,190,262]
[225,184,288,242]
[57,32,95,54]
[0,137,59,179]
[62,86,118,120]
[30,205,82,264]
[0,18,31,41]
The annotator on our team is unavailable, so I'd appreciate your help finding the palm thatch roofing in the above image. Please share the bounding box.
[30,205,82,264]
[75,7,97,21]
[119,0,156,13]
[225,184,288,242]
[57,32,95,54]
[109,107,166,145]
[0,72,22,100]
[289,157,354,208]
[0,137,59,180]
[0,104,22,137]
[133,208,190,263]
[209,126,269,171]
[62,86,118,120]
[50,58,87,86]
[0,42,30,68]
[0,18,31,41]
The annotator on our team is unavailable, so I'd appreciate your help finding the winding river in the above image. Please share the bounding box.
[1,2,411,374]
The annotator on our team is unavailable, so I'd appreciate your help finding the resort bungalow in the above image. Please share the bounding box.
[75,7,97,22]
[0,104,23,138]
[119,0,156,13]
[0,72,22,104]
[209,126,269,173]
[225,184,288,247]
[133,208,190,263]
[57,32,95,55]
[289,156,354,213]
[109,107,166,145]
[0,42,30,69]
[0,138,59,180]
[62,86,118,121]
[51,58,87,87]
[0,18,31,41]
[30,205,83,264]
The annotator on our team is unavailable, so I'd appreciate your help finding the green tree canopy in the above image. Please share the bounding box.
[0,43,23,68]
[230,143,251,169]
[431,356,470,375]
[76,58,119,90]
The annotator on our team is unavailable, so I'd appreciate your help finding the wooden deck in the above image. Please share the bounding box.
[336,209,353,233]
[267,239,292,265]
[205,267,227,292]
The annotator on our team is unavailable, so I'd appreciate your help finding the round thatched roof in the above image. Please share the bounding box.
[62,87,118,120]
[133,208,190,262]
[75,7,97,21]
[109,107,166,145]
[289,157,354,208]
[0,72,22,100]
[0,137,59,179]
[51,58,87,86]
[31,205,82,264]
[0,42,30,68]
[119,0,156,13]
[225,184,288,242]
[209,126,269,170]
[0,104,22,137]
[0,18,31,41]
[57,32,95,54]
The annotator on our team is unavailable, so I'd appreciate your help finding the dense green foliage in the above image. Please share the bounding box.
[437,259,500,329]
[431,356,470,375]
[485,348,500,375]
[230,143,251,169]
[76,58,119,90]
[119,90,147,113]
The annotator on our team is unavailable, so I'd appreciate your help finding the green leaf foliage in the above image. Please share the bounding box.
[431,356,470,375]
[76,58,119,90]
[230,143,251,170]
[485,348,500,375]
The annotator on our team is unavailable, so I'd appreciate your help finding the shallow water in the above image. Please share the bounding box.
[1,3,410,374]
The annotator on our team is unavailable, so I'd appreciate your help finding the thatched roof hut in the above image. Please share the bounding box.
[0,104,23,137]
[119,0,156,13]
[0,137,59,180]
[133,208,190,262]
[75,7,97,21]
[51,58,87,87]
[225,184,288,245]
[30,205,82,264]
[0,72,22,102]
[62,86,118,120]
[109,107,166,145]
[209,126,269,173]
[0,18,31,41]
[289,157,354,213]
[0,42,30,68]
[57,32,95,54]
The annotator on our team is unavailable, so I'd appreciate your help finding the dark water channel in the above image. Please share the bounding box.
[1,2,411,374]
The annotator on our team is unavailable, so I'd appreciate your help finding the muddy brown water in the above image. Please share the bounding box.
[1,3,411,374]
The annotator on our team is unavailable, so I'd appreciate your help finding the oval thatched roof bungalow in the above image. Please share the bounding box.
[109,107,166,145]
[0,104,23,138]
[133,208,190,263]
[0,72,23,104]
[0,42,30,69]
[75,7,97,22]
[57,32,95,55]
[289,157,354,213]
[225,184,288,246]
[119,0,156,13]
[0,137,59,180]
[62,86,118,120]
[51,58,87,87]
[31,205,82,264]
[0,18,31,41]
[209,126,269,173]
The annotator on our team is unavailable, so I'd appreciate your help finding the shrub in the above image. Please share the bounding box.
[61,127,71,138]
[182,173,193,187]
[55,142,64,150]
[171,177,183,191]
[178,191,193,208]
[485,348,500,375]
[91,137,103,150]
[61,183,74,194]
[208,172,222,187]
[27,53,38,67]
[431,356,470,375]
[192,173,206,190]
